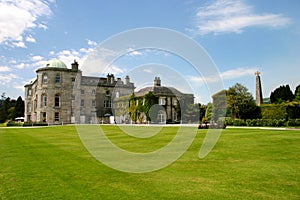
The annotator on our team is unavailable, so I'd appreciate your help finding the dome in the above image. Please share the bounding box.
[45,59,67,69]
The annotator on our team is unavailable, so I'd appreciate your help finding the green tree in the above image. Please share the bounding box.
[205,102,213,122]
[270,84,294,103]
[13,96,24,118]
[294,84,300,101]
[0,96,11,123]
[199,104,207,122]
[143,92,158,121]
[226,83,260,119]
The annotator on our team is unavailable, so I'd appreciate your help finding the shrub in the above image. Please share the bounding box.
[232,119,246,126]
[23,122,48,127]
[6,121,23,127]
[287,119,300,127]
[260,104,287,119]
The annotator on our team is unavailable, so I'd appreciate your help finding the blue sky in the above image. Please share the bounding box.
[0,0,299,103]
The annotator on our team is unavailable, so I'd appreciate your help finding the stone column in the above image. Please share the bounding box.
[255,71,263,106]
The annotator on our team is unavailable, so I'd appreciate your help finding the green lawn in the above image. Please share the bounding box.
[0,125,299,199]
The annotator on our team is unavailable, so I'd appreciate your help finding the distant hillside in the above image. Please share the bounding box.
[263,97,270,104]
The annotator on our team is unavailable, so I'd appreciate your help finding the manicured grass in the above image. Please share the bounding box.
[0,126,299,199]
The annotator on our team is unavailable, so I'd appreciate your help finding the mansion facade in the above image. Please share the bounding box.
[24,59,194,124]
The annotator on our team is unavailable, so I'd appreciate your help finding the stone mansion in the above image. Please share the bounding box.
[24,59,194,124]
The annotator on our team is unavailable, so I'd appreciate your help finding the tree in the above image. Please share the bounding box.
[143,92,158,121]
[226,83,260,119]
[14,96,24,118]
[0,96,10,123]
[294,84,300,101]
[205,103,213,122]
[270,84,294,103]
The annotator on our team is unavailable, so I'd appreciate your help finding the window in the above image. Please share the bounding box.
[81,90,85,95]
[92,100,96,107]
[81,99,84,107]
[42,112,46,122]
[173,112,178,121]
[27,103,32,112]
[55,94,60,107]
[173,99,177,106]
[34,100,37,111]
[106,90,110,96]
[158,110,166,123]
[92,89,96,95]
[42,95,47,107]
[43,74,48,84]
[55,74,61,83]
[71,77,75,84]
[104,100,111,108]
[159,97,166,105]
[116,91,120,98]
[71,95,75,100]
[28,89,32,96]
[142,98,145,105]
[54,112,59,121]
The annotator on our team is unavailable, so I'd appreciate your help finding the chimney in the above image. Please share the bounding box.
[154,77,161,86]
[125,75,130,85]
[71,60,79,71]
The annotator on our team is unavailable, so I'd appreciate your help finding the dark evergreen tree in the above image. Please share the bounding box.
[14,96,24,118]
[0,97,10,123]
[294,84,300,101]
[270,84,294,103]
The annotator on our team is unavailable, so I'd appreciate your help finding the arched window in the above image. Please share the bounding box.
[28,89,32,96]
[55,74,60,83]
[158,110,166,123]
[43,74,48,84]
[42,94,47,107]
[55,94,60,107]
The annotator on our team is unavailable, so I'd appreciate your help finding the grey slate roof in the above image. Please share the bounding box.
[135,86,192,97]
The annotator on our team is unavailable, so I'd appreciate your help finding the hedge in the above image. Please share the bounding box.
[23,122,48,127]
[225,118,300,127]
[6,121,23,127]
[260,102,300,120]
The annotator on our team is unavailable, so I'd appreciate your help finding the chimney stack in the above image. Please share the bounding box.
[71,60,79,71]
[154,77,161,86]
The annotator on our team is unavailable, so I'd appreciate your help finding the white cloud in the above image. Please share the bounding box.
[13,83,25,92]
[38,23,48,30]
[15,63,25,69]
[87,39,97,46]
[127,48,143,56]
[0,73,18,85]
[195,0,291,35]
[0,66,11,72]
[31,55,44,61]
[143,69,153,74]
[0,0,54,47]
[83,47,124,76]
[190,67,258,83]
[26,35,36,43]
